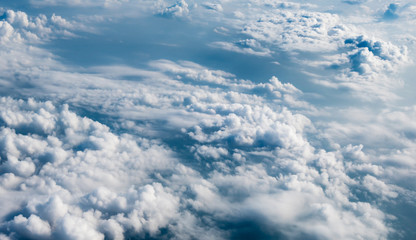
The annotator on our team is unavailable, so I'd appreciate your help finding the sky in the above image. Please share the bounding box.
[0,0,415,239]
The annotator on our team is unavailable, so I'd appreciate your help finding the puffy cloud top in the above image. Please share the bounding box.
[1,1,416,239]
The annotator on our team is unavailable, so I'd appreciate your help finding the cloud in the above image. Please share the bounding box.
[0,97,186,238]
[242,9,349,52]
[193,145,229,160]
[362,175,399,200]
[309,35,410,101]
[209,39,273,57]
[343,35,408,74]
[0,2,415,239]
[0,19,22,43]
[55,214,104,240]
[159,0,190,18]
[149,59,236,85]
[0,77,397,239]
[29,0,133,7]
[201,2,223,12]
[342,0,368,5]
[0,9,86,42]
[383,3,400,20]
[4,214,52,239]
[2,10,29,28]
[251,0,316,9]
[195,1,411,101]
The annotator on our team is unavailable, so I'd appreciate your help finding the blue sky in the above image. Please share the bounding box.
[0,0,416,239]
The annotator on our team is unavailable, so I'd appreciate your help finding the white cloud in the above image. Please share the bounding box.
[242,10,349,52]
[3,10,29,27]
[193,145,229,160]
[56,214,104,240]
[363,175,399,200]
[0,2,415,239]
[149,59,235,85]
[0,80,398,239]
[159,0,190,18]
[6,214,52,239]
[0,98,186,238]
[190,1,411,101]
[0,9,87,43]
[209,39,273,56]
[202,2,223,12]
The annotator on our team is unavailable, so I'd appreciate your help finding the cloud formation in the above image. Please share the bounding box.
[209,39,273,57]
[0,70,402,239]
[0,1,416,239]
[383,3,400,20]
[0,9,85,42]
[199,1,411,100]
[159,0,190,18]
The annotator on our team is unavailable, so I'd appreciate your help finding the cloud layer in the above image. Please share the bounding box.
[0,91,395,239]
[1,1,416,239]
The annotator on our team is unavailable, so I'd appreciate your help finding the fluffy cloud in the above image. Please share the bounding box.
[159,0,190,18]
[0,85,398,239]
[0,97,185,239]
[242,8,350,52]
[209,39,273,57]
[1,1,415,239]
[0,9,84,42]
[4,214,52,239]
[198,1,411,100]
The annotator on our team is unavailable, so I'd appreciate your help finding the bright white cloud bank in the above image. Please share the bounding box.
[0,92,394,239]
[1,0,416,239]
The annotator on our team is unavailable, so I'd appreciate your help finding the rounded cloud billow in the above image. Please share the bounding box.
[1,0,416,239]
[0,90,398,239]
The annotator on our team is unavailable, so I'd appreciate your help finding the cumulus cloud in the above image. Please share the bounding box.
[4,214,52,239]
[0,81,399,239]
[1,1,416,239]
[311,34,410,100]
[209,39,273,56]
[149,59,236,85]
[198,1,411,100]
[159,0,190,18]
[0,97,186,239]
[242,10,349,52]
[343,35,408,74]
[0,9,84,42]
